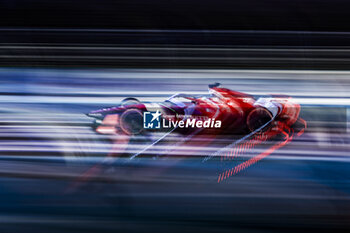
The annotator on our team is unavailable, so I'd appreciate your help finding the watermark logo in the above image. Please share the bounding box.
[143,110,222,129]
[143,110,161,129]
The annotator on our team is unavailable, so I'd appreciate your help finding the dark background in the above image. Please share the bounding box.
[0,0,349,31]
[1,0,350,69]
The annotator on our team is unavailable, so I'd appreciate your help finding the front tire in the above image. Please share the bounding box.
[119,109,144,135]
[121,98,140,107]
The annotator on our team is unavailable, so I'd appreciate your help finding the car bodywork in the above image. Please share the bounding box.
[87,83,302,137]
[83,83,306,181]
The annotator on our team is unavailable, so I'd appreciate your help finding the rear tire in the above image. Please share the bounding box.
[246,107,273,132]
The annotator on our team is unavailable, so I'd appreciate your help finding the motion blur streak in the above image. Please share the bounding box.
[0,68,350,232]
[218,129,293,182]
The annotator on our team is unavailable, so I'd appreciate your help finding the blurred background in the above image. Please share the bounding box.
[0,1,350,232]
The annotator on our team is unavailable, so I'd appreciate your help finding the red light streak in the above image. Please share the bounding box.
[217,118,308,183]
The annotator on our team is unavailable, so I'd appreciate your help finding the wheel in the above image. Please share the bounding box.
[246,107,273,132]
[119,109,144,135]
[121,98,140,107]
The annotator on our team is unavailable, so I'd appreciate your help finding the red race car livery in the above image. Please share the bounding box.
[87,83,302,136]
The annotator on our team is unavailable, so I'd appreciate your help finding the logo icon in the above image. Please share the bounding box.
[143,110,161,129]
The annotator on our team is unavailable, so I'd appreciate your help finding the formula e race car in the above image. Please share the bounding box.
[83,83,306,181]
[87,83,303,137]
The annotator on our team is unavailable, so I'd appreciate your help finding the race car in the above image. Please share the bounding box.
[82,83,306,182]
[86,83,302,136]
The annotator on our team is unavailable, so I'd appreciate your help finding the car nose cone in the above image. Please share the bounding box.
[86,113,103,118]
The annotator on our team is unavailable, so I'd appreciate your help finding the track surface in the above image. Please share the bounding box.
[0,68,349,232]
